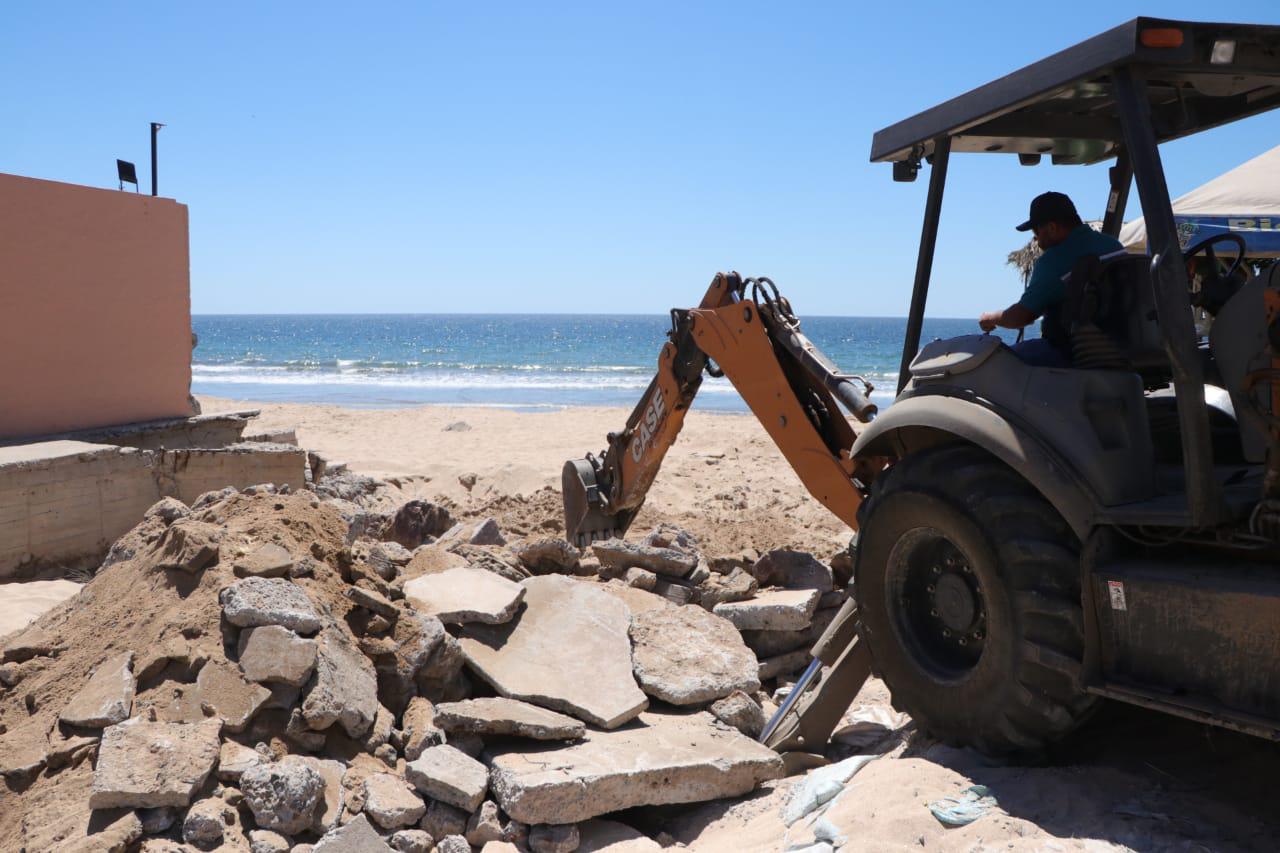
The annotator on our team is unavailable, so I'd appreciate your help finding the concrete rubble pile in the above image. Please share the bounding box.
[0,462,855,852]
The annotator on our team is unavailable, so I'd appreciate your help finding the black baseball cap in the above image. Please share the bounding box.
[1016,191,1080,232]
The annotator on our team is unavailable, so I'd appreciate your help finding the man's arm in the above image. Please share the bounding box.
[979,303,1038,332]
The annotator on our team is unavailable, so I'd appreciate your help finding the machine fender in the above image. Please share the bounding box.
[850,393,1096,539]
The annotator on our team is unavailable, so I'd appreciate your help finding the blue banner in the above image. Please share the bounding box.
[1174,215,1280,257]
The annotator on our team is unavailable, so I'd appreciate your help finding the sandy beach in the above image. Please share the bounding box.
[204,396,855,561]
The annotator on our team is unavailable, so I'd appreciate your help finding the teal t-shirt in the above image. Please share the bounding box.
[1018,225,1125,339]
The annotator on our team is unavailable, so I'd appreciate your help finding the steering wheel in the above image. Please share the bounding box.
[1183,232,1247,314]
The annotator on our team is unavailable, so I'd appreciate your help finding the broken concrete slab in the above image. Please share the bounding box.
[629,606,759,705]
[448,543,529,582]
[2,622,62,662]
[510,537,581,573]
[487,711,784,825]
[599,582,674,616]
[217,740,263,782]
[712,589,820,632]
[390,829,435,853]
[240,755,326,835]
[404,566,526,625]
[710,690,766,738]
[405,744,488,813]
[468,517,506,546]
[592,539,697,578]
[741,605,838,659]
[363,772,427,829]
[402,696,445,760]
[529,824,580,853]
[302,625,379,737]
[459,575,647,729]
[196,658,273,733]
[89,717,223,808]
[59,650,135,728]
[237,624,317,686]
[466,800,506,845]
[315,813,394,852]
[296,755,347,833]
[750,549,833,592]
[382,500,456,549]
[434,697,586,741]
[758,649,811,681]
[234,543,294,578]
[348,584,399,619]
[150,518,223,573]
[697,567,758,610]
[220,577,322,634]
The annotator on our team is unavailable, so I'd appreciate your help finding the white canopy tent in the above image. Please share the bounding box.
[1121,145,1280,258]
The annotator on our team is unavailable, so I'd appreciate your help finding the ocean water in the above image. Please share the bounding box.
[191,315,1016,412]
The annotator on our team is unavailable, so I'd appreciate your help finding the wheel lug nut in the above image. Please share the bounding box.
[926,585,935,593]
[963,565,972,573]
[930,609,938,617]
[959,638,967,646]
[942,629,952,638]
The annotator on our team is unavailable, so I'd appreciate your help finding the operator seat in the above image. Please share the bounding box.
[1059,252,1172,386]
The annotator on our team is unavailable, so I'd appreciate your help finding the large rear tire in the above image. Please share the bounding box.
[854,444,1097,754]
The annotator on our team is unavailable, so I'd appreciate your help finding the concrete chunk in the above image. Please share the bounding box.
[153,519,223,572]
[220,577,322,634]
[197,659,272,733]
[218,740,263,782]
[240,755,325,835]
[315,814,394,852]
[238,625,317,686]
[302,625,379,737]
[460,575,647,729]
[629,606,759,705]
[404,566,525,625]
[435,697,586,741]
[487,711,784,825]
[402,696,445,760]
[234,543,294,578]
[60,650,135,728]
[364,772,427,829]
[89,717,223,809]
[709,690,766,738]
[511,537,581,573]
[405,744,488,813]
[712,589,820,631]
[592,539,697,577]
[750,549,833,592]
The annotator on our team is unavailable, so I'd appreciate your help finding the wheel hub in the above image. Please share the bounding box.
[934,573,976,633]
[886,527,987,680]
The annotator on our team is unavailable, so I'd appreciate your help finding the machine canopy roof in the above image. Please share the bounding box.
[1121,144,1280,258]
[871,18,1280,166]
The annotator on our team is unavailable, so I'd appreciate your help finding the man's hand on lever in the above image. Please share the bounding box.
[978,303,1036,333]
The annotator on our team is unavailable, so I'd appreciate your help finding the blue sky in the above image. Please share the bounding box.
[4,2,1279,317]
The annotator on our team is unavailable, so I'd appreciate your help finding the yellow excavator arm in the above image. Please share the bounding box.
[561,271,887,757]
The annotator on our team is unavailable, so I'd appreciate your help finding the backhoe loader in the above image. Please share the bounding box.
[564,17,1280,759]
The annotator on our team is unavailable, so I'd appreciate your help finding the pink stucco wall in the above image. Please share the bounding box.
[0,173,195,440]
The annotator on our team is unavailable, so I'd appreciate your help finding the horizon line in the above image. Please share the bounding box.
[191,311,978,321]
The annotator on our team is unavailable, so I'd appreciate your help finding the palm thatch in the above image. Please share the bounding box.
[1006,239,1041,285]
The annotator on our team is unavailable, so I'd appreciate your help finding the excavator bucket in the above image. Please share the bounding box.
[562,458,624,548]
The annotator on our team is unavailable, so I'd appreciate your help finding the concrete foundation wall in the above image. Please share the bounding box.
[0,173,195,441]
[0,441,306,579]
